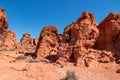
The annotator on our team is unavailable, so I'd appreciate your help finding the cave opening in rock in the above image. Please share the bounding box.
[65,30,71,43]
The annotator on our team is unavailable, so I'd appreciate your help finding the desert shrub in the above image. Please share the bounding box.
[16,55,26,60]
[61,71,78,80]
[26,59,40,63]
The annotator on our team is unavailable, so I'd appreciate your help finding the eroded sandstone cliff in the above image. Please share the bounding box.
[0,7,9,47]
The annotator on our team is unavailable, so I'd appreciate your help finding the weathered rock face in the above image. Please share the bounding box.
[0,7,8,34]
[0,7,8,46]
[35,26,58,58]
[70,48,114,67]
[63,11,99,47]
[96,13,120,51]
[56,11,99,66]
[3,30,18,49]
[19,33,38,48]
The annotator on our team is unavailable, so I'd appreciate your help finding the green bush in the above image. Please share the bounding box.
[26,59,40,63]
[16,55,26,60]
[61,71,78,80]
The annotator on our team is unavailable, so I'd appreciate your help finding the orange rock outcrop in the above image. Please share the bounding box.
[0,7,18,50]
[19,33,38,48]
[35,11,116,67]
[0,7,8,34]
[3,30,18,49]
[35,26,59,58]
[96,12,120,51]
[0,7,9,47]
[95,12,120,63]
[56,11,100,66]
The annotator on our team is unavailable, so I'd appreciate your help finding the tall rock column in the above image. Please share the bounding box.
[35,26,59,58]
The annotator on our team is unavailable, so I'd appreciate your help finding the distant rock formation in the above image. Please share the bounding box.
[0,7,38,51]
[19,33,38,48]
[3,30,18,49]
[35,26,59,58]
[0,7,8,46]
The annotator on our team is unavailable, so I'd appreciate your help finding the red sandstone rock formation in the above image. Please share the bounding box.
[56,11,99,66]
[3,30,18,49]
[0,7,8,46]
[96,12,120,51]
[33,11,116,67]
[0,7,120,79]
[35,26,59,58]
[19,33,38,48]
[0,7,8,34]
[0,7,18,50]
[95,13,120,63]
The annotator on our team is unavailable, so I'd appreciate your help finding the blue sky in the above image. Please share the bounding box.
[0,0,120,41]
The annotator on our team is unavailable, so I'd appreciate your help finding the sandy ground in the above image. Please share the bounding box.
[0,51,120,80]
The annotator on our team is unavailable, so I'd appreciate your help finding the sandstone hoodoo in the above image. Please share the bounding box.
[56,11,99,66]
[35,26,59,58]
[3,30,18,49]
[19,33,38,48]
[0,7,9,46]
